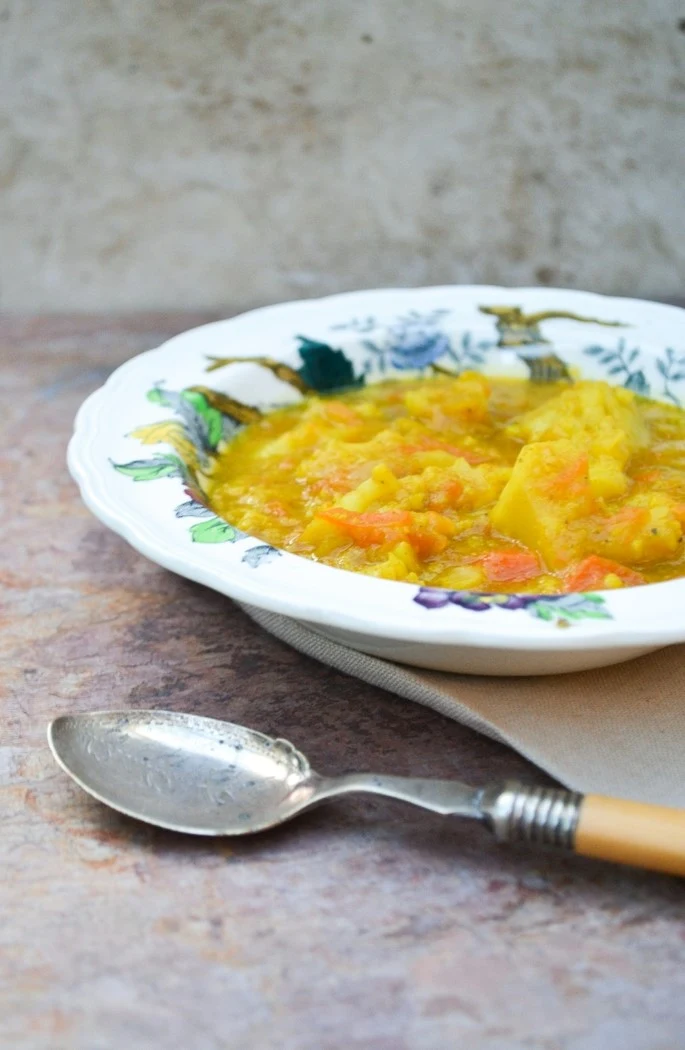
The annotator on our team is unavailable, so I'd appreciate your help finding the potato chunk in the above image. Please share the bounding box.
[490,440,595,568]
[508,381,648,464]
[508,381,647,502]
[593,493,683,565]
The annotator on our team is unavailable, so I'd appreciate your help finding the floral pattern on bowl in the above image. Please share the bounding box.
[414,588,612,624]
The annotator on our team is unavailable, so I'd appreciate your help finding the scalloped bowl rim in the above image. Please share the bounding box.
[68,284,685,655]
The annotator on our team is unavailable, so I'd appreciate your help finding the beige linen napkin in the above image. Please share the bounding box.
[241,604,685,807]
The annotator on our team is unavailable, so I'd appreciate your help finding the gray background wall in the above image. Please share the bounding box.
[0,0,683,313]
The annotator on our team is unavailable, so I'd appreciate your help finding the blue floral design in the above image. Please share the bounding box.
[583,341,649,396]
[656,347,685,407]
[333,309,489,375]
[449,331,492,370]
[330,315,378,335]
[175,498,214,519]
[242,544,282,568]
[388,326,452,370]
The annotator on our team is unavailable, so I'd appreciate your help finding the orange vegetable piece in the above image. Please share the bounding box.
[317,508,413,548]
[427,479,465,510]
[398,439,487,464]
[308,469,353,495]
[541,453,591,500]
[323,401,362,425]
[409,512,456,558]
[633,469,663,485]
[563,555,644,592]
[482,550,542,583]
[316,507,454,557]
[602,504,650,538]
[264,500,290,519]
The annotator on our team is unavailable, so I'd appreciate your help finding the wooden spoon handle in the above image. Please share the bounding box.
[575,794,685,878]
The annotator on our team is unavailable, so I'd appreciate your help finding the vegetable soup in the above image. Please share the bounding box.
[207,374,685,593]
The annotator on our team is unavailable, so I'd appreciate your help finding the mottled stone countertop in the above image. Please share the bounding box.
[3,314,685,1050]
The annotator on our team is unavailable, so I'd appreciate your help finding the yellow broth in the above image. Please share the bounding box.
[207,374,685,593]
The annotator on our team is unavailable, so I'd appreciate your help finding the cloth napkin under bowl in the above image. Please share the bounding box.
[242,604,685,808]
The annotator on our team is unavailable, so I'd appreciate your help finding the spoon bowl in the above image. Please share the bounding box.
[49,710,318,835]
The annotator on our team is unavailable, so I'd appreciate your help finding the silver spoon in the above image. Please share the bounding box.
[48,710,685,877]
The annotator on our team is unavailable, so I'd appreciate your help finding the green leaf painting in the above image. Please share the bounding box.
[112,454,184,481]
[146,388,167,406]
[189,517,241,544]
[295,336,365,392]
[180,390,224,450]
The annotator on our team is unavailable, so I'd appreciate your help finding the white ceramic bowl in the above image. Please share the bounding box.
[69,286,685,675]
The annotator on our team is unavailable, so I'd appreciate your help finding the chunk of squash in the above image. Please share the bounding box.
[337,464,399,512]
[508,381,649,468]
[593,493,683,564]
[507,381,647,504]
[404,371,491,425]
[588,455,630,500]
[490,439,595,568]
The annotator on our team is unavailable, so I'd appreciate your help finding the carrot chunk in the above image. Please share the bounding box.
[481,550,542,583]
[426,479,465,510]
[323,401,363,425]
[541,453,591,500]
[316,508,413,548]
[398,439,488,464]
[563,555,644,592]
[316,507,454,556]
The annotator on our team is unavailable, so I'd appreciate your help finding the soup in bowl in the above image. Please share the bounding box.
[207,373,685,595]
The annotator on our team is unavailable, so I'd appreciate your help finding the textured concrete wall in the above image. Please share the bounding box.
[0,1,683,312]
